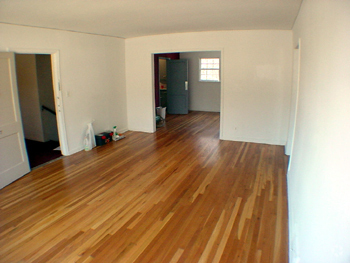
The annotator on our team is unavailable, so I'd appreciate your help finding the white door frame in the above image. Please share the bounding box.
[8,48,69,155]
[152,48,224,139]
[285,39,301,170]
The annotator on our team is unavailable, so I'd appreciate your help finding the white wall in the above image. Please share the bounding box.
[125,30,292,145]
[289,1,350,262]
[0,23,127,155]
[180,51,221,112]
[15,54,45,142]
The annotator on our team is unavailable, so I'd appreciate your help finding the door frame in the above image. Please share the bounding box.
[8,48,69,155]
[152,49,224,137]
[285,39,301,171]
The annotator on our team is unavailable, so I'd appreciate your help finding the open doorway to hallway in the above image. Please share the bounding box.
[154,51,221,130]
[15,54,62,168]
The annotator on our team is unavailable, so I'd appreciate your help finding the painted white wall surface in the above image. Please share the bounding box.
[289,1,350,262]
[285,48,300,156]
[0,23,127,155]
[15,54,45,142]
[125,30,292,145]
[180,51,221,112]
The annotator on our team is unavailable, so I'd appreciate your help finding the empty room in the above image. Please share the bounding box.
[0,1,349,262]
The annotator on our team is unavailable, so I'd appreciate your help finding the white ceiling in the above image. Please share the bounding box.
[0,0,303,39]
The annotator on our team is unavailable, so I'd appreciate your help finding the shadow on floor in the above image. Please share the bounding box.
[25,139,63,168]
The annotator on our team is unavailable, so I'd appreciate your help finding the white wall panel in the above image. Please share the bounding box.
[289,1,350,262]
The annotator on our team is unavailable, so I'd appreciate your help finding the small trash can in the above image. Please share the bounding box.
[156,107,166,120]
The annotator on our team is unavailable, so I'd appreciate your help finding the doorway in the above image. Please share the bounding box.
[154,53,180,109]
[153,51,221,130]
[15,54,62,168]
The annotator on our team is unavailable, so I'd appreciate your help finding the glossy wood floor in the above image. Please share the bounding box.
[0,111,289,263]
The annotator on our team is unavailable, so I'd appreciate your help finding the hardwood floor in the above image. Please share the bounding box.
[0,111,289,263]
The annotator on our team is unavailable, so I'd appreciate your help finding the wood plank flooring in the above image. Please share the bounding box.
[0,111,289,263]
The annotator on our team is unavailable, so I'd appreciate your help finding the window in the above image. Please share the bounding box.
[200,58,220,82]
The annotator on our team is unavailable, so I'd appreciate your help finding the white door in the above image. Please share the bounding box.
[0,52,30,189]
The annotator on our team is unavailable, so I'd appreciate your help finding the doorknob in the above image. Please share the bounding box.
[185,81,188,90]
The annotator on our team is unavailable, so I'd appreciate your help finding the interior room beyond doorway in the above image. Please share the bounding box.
[154,51,221,130]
